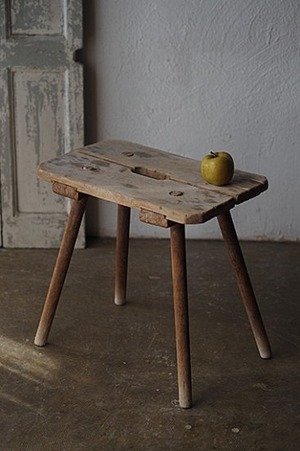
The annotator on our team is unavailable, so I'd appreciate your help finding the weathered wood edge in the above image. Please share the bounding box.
[139,209,174,228]
[52,181,86,200]
[37,140,267,225]
[38,165,235,225]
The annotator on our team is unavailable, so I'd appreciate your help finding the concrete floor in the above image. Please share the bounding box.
[0,238,299,450]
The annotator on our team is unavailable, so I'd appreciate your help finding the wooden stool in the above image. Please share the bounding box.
[34,140,272,409]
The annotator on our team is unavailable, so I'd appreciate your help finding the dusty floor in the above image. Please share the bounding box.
[0,238,299,450]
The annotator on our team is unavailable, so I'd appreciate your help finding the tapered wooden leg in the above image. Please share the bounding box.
[34,196,88,347]
[217,211,272,359]
[114,205,131,305]
[170,223,192,408]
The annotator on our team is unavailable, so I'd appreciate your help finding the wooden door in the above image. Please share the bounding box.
[0,0,85,247]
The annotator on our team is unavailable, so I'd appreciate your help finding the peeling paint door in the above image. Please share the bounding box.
[0,0,84,247]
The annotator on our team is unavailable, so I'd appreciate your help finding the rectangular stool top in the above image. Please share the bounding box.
[38,140,268,225]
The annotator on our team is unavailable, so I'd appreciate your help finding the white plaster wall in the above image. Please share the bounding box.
[84,0,300,241]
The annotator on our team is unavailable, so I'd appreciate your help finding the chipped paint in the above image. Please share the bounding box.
[0,0,84,247]
[10,0,64,36]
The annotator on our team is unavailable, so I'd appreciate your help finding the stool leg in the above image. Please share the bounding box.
[217,211,272,359]
[170,223,192,409]
[114,205,131,306]
[34,196,88,347]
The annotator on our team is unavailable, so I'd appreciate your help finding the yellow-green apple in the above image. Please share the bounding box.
[200,151,234,186]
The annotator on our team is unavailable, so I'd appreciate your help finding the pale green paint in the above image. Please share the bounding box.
[0,0,84,247]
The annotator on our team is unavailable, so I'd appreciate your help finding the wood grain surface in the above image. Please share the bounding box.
[38,140,268,225]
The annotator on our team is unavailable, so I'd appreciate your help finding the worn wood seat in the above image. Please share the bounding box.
[34,140,272,408]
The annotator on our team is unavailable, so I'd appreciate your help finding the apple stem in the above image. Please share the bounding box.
[210,151,218,158]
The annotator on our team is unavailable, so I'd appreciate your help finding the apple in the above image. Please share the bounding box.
[200,151,234,186]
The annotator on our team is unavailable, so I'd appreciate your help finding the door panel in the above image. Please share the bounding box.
[10,0,64,36]
[11,69,67,215]
[0,0,84,247]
